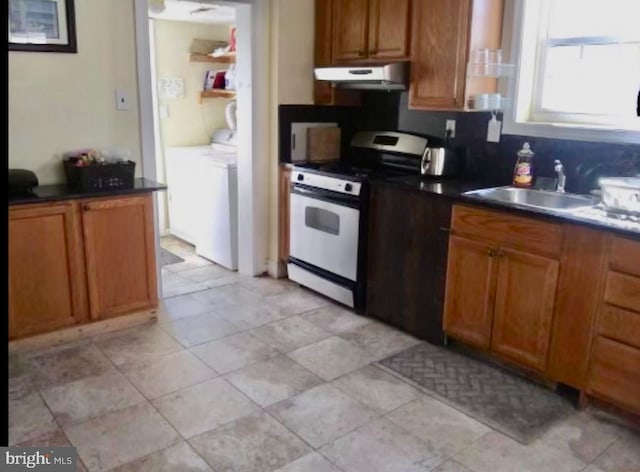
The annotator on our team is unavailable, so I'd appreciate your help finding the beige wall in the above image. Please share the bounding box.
[274,0,316,104]
[9,0,141,185]
[267,0,315,271]
[153,20,233,148]
[9,0,316,277]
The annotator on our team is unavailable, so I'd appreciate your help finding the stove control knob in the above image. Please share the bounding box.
[297,174,304,181]
[345,183,353,192]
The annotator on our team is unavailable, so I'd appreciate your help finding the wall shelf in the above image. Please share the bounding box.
[466,63,515,78]
[199,89,237,103]
[466,96,511,112]
[189,52,236,64]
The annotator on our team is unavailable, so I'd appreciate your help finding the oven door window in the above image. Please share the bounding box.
[305,207,340,236]
[289,193,360,281]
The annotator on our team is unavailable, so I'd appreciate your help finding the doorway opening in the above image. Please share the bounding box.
[150,2,239,296]
[134,0,270,300]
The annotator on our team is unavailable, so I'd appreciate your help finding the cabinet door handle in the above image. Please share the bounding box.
[496,249,504,257]
[487,249,496,257]
[82,204,91,211]
[357,50,366,57]
[439,227,451,233]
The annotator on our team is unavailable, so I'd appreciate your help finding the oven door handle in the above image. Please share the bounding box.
[291,184,360,209]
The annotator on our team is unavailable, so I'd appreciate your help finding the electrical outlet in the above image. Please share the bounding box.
[445,120,456,139]
[487,115,502,142]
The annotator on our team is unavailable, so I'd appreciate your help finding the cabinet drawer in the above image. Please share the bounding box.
[588,336,640,414]
[609,235,640,277]
[598,305,640,349]
[451,205,562,257]
[604,271,640,313]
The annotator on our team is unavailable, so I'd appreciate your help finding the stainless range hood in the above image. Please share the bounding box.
[314,62,409,91]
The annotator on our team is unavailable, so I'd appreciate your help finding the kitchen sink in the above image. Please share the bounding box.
[463,186,596,212]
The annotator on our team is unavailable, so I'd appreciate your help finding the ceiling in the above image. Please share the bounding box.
[148,0,236,24]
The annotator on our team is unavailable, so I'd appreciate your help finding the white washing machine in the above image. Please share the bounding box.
[195,149,238,270]
[166,129,238,270]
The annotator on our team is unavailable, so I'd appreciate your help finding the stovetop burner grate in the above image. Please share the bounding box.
[293,160,417,180]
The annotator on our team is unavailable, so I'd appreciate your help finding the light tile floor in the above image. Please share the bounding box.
[8,236,640,471]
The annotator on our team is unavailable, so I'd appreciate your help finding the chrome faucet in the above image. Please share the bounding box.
[554,160,566,193]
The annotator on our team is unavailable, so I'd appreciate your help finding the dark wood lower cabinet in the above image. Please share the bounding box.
[366,182,451,344]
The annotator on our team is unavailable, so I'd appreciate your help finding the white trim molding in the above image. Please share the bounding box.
[134,0,163,299]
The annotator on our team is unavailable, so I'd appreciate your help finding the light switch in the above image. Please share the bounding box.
[116,89,129,111]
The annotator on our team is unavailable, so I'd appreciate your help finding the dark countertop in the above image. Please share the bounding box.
[381,174,640,239]
[9,178,167,206]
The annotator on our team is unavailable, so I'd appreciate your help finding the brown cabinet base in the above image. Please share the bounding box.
[9,308,157,353]
[9,193,159,340]
[444,205,640,419]
[588,336,640,415]
[444,205,561,373]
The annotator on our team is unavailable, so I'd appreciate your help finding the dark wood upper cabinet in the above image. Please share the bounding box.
[409,0,504,110]
[367,0,411,60]
[330,0,411,64]
[368,0,411,60]
[315,0,505,110]
[315,0,334,66]
[409,0,471,110]
[333,0,370,62]
[314,0,362,105]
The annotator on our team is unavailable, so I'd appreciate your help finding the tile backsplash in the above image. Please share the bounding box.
[362,92,640,194]
[279,92,639,194]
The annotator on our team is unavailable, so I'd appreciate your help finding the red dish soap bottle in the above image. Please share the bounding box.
[513,142,535,188]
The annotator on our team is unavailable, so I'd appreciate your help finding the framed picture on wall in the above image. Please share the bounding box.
[8,0,77,53]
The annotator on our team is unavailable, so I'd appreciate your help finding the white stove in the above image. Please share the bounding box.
[287,131,430,312]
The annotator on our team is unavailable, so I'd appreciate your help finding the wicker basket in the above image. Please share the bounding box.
[64,159,135,191]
